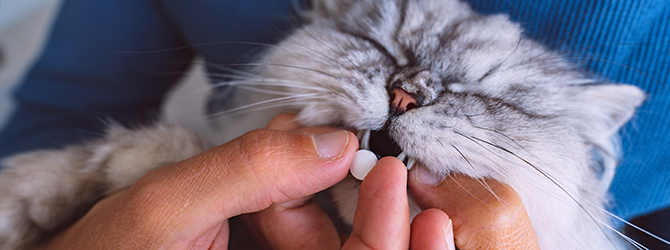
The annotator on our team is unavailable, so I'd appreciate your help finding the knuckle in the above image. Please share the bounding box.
[235,129,286,177]
[238,129,274,159]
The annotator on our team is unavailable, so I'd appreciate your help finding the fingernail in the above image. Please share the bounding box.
[314,131,349,159]
[415,166,442,186]
[445,219,455,250]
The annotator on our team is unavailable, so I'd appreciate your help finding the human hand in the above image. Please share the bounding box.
[39,123,359,249]
[39,113,450,250]
[243,113,454,249]
[409,166,541,250]
[252,113,538,250]
[40,111,538,250]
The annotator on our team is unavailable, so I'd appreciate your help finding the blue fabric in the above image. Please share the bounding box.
[0,0,299,158]
[0,0,668,235]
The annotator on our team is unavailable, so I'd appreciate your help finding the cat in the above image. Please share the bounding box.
[0,0,657,249]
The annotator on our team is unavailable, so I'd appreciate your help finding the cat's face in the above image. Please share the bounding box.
[254,0,644,181]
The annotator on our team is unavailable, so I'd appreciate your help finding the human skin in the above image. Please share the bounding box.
[263,114,541,250]
[39,113,538,249]
[39,125,360,249]
[409,166,541,250]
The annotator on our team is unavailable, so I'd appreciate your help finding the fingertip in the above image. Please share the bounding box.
[378,156,406,166]
[416,208,450,221]
[345,157,410,250]
[374,156,408,176]
[407,166,441,207]
[411,209,454,250]
[358,156,408,201]
[314,130,351,159]
[359,156,408,191]
[410,163,443,186]
[266,113,300,130]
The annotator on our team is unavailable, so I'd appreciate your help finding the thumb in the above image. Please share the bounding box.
[218,129,357,213]
[408,166,540,250]
[125,129,357,244]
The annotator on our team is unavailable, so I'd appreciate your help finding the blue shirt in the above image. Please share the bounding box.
[0,0,668,222]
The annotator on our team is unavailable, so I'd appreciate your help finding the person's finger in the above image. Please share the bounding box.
[238,113,345,250]
[248,196,341,250]
[410,208,454,250]
[209,220,230,250]
[190,220,229,250]
[408,166,540,250]
[66,128,358,248]
[267,113,342,135]
[266,113,302,131]
[342,157,410,250]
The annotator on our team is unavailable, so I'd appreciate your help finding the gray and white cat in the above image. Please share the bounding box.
[0,0,652,249]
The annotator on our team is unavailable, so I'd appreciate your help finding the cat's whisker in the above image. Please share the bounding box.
[306,79,352,101]
[451,145,508,206]
[228,85,313,96]
[189,44,353,104]
[199,99,321,121]
[446,136,519,190]
[202,62,345,82]
[231,41,347,68]
[452,131,513,168]
[471,125,526,151]
[280,1,365,73]
[250,0,357,72]
[606,210,670,246]
[207,61,354,99]
[446,174,487,204]
[452,132,585,219]
[226,41,349,68]
[200,93,324,120]
[596,219,649,250]
[456,132,567,193]
[579,197,670,250]
[213,79,330,93]
[231,4,362,102]
[240,100,316,114]
[102,41,336,66]
[205,63,267,79]
[209,72,307,85]
[577,198,670,248]
[204,65,337,95]
[454,132,623,249]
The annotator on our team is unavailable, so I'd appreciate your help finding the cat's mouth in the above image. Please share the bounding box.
[357,129,417,170]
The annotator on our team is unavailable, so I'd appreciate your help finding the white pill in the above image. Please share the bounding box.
[350,149,378,180]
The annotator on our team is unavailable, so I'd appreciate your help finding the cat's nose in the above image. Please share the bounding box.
[390,88,418,115]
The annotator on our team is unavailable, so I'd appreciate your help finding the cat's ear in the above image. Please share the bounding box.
[571,84,645,135]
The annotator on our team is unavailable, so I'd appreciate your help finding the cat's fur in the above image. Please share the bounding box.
[0,0,647,249]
